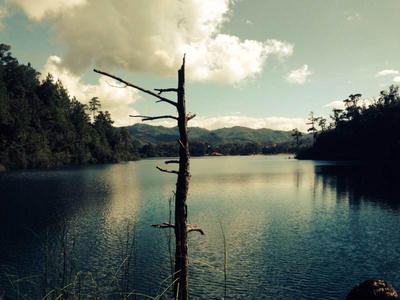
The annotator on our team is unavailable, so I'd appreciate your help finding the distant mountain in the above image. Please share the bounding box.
[213,127,293,145]
[124,123,294,145]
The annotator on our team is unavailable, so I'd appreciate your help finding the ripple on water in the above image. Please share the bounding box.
[0,156,400,299]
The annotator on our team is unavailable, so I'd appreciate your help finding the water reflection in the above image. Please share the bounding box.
[1,157,400,299]
[0,165,110,240]
[315,164,400,210]
[103,163,141,226]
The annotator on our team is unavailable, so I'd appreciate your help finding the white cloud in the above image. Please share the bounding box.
[7,0,87,20]
[376,69,399,77]
[325,98,375,110]
[149,115,307,132]
[11,0,293,84]
[264,39,294,58]
[41,56,140,126]
[393,76,400,83]
[286,64,312,84]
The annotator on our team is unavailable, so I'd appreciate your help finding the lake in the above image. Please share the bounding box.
[1,155,399,299]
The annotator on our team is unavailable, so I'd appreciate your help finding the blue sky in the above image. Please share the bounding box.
[1,0,400,131]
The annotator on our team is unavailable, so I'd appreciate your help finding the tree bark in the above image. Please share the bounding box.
[94,55,192,300]
[174,56,190,300]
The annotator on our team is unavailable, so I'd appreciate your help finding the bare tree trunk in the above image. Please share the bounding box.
[174,57,189,300]
[94,56,199,300]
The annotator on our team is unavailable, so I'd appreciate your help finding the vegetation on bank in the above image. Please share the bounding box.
[0,43,308,170]
[129,123,307,158]
[297,86,400,162]
[127,123,293,145]
[0,44,140,170]
[138,140,293,158]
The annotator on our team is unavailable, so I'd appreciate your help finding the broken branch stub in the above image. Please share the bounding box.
[187,114,196,121]
[156,166,179,175]
[165,160,180,164]
[155,88,178,94]
[151,223,205,236]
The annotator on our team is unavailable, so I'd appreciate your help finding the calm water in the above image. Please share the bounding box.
[1,155,400,299]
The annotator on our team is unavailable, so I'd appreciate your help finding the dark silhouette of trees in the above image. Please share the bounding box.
[379,85,399,105]
[297,86,400,162]
[0,44,139,170]
[330,108,344,128]
[291,128,303,152]
[343,93,362,121]
[318,117,327,132]
[94,56,201,300]
[88,96,101,121]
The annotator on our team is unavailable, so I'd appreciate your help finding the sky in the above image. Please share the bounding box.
[1,0,400,132]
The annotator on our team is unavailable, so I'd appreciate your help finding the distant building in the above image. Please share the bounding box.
[210,152,223,156]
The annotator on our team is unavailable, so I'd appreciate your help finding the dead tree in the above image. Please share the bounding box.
[94,56,202,300]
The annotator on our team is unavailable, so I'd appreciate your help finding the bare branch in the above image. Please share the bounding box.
[154,222,204,234]
[94,69,177,107]
[151,222,175,229]
[155,88,178,95]
[156,166,179,175]
[187,225,205,235]
[130,115,178,121]
[105,80,128,89]
[154,98,177,106]
[165,160,180,164]
[187,114,196,121]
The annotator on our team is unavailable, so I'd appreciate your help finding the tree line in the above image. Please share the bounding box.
[0,44,139,170]
[0,43,307,170]
[138,141,301,158]
[297,86,400,161]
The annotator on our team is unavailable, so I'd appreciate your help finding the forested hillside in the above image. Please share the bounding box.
[126,123,298,157]
[0,44,139,170]
[126,123,293,145]
[298,86,400,162]
[0,43,304,170]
